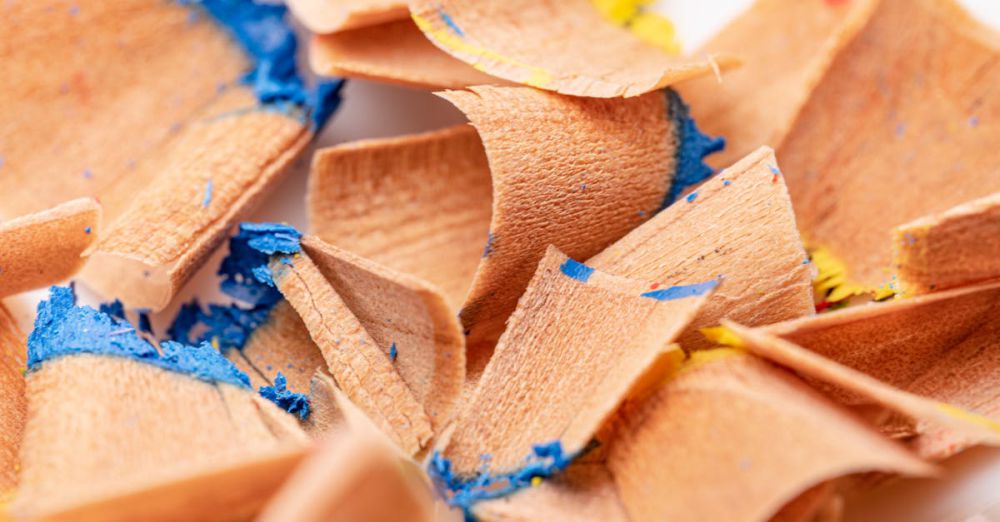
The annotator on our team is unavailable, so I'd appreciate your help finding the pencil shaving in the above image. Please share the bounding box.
[287,0,409,34]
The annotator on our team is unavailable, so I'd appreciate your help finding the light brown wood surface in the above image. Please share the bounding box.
[288,0,408,34]
[409,0,737,97]
[778,0,1000,291]
[893,193,1000,295]
[589,147,815,350]
[0,305,25,492]
[0,199,100,299]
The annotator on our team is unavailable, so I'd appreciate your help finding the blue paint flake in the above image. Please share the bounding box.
[768,164,782,176]
[259,372,310,420]
[190,0,345,129]
[559,258,594,283]
[482,232,494,258]
[686,191,698,203]
[662,89,725,208]
[723,179,732,186]
[28,286,250,388]
[202,179,213,208]
[970,116,980,128]
[389,342,398,361]
[429,441,572,518]
[84,226,91,234]
[641,279,719,301]
[440,9,464,36]
[82,169,93,179]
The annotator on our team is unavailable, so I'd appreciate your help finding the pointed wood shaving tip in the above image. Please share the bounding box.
[761,281,1000,459]
[287,0,408,34]
[0,305,25,492]
[607,350,934,522]
[589,146,815,349]
[678,0,876,168]
[779,0,1000,292]
[310,20,501,89]
[309,125,493,310]
[893,193,1000,295]
[437,85,723,353]
[268,239,435,454]
[409,0,738,97]
[433,246,712,509]
[0,198,100,299]
[11,287,309,520]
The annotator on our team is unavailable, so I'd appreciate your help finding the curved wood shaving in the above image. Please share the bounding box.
[287,0,408,34]
[0,305,25,492]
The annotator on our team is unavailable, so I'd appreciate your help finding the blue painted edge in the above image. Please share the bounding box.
[641,279,719,301]
[661,88,726,209]
[259,372,310,420]
[185,0,345,129]
[559,258,595,283]
[428,441,572,520]
[28,286,250,388]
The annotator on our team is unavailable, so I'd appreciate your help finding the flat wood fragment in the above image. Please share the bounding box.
[893,193,1000,295]
[300,236,466,433]
[0,0,247,220]
[761,281,1000,459]
[409,0,738,97]
[310,20,501,89]
[677,0,875,168]
[287,0,408,34]
[309,125,492,309]
[441,246,710,476]
[269,242,434,454]
[80,89,310,311]
[607,350,934,522]
[778,0,1000,291]
[589,146,815,350]
[12,355,308,520]
[0,305,25,492]
[0,199,100,298]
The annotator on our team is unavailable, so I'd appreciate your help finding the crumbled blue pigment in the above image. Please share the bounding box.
[389,342,398,361]
[98,299,126,320]
[641,279,719,301]
[559,258,594,283]
[168,299,273,353]
[259,372,310,420]
[662,89,725,208]
[28,286,249,388]
[187,0,345,129]
[429,441,572,519]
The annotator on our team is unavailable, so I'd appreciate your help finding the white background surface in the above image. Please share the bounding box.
[4,1,1000,520]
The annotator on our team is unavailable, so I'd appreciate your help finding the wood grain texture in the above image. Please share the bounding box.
[677,0,873,168]
[607,351,933,522]
[80,89,310,311]
[0,305,25,492]
[0,199,100,299]
[409,0,737,97]
[0,0,246,220]
[310,20,501,89]
[893,193,1000,295]
[763,281,1000,459]
[270,244,434,454]
[442,246,708,475]
[11,355,308,520]
[309,125,492,309]
[778,0,1000,291]
[288,0,408,34]
[440,86,678,358]
[589,147,815,350]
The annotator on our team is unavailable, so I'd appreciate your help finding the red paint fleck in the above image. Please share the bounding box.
[650,282,660,289]
[815,300,832,313]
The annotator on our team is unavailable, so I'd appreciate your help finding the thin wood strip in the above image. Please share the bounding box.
[0,198,100,299]
[607,350,934,522]
[287,0,408,34]
[893,193,1000,295]
[12,355,308,519]
[310,20,501,89]
[0,305,25,492]
[441,246,710,475]
[762,281,1000,459]
[677,0,875,168]
[269,246,433,454]
[589,146,815,350]
[778,0,1000,291]
[80,88,310,311]
[299,236,466,434]
[408,0,738,97]
[308,125,492,309]
[0,0,247,221]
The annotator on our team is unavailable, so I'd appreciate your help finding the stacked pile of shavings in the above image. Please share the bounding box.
[1,0,999,520]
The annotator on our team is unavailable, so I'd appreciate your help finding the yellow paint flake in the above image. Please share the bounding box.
[699,325,744,348]
[810,245,871,303]
[531,476,543,487]
[936,402,1000,434]
[590,0,682,55]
